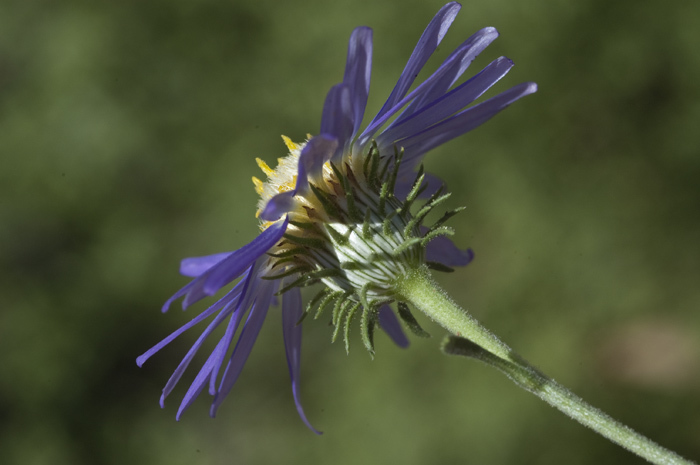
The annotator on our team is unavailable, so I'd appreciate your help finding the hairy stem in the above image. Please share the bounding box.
[396,266,694,465]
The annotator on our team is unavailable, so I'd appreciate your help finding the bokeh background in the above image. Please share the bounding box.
[2,0,699,464]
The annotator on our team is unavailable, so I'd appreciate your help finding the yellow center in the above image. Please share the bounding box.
[252,135,311,230]
[252,134,354,233]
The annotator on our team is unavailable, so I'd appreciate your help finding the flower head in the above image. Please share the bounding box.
[137,1,536,432]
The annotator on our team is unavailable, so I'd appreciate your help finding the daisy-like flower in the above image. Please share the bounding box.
[137,1,536,433]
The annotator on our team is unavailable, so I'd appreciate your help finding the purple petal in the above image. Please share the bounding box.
[159,290,244,406]
[294,134,338,192]
[136,279,246,368]
[378,305,409,348]
[173,324,232,419]
[210,280,275,416]
[388,28,500,127]
[172,380,206,421]
[358,26,500,147]
[259,192,296,222]
[365,2,461,130]
[202,216,288,294]
[161,280,197,313]
[343,26,373,137]
[425,235,474,267]
[175,219,285,309]
[282,286,321,434]
[379,56,513,147]
[180,252,233,277]
[400,82,538,162]
[320,83,354,157]
[181,277,213,309]
[175,290,249,420]
[207,259,265,395]
[168,260,267,420]
[204,308,246,394]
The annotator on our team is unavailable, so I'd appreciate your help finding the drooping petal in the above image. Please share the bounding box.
[175,219,285,309]
[151,259,271,420]
[174,280,252,419]
[343,26,373,137]
[365,2,461,131]
[282,286,321,434]
[426,235,474,267]
[180,252,233,277]
[159,290,245,406]
[378,56,513,147]
[207,259,264,395]
[400,82,538,163]
[204,306,247,396]
[378,305,409,348]
[136,278,246,368]
[202,216,288,294]
[210,280,275,416]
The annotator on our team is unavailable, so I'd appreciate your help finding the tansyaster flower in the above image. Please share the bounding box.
[137,1,536,433]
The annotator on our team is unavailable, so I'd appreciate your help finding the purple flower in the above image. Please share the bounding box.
[137,1,536,433]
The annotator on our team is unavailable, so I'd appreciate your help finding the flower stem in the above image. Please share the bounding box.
[396,266,694,465]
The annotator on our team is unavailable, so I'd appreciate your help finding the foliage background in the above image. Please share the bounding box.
[1,0,699,464]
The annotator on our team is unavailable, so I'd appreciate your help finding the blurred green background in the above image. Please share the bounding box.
[2,0,699,464]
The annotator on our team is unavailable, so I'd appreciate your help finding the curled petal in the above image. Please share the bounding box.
[259,192,296,222]
[295,134,339,192]
[259,137,338,222]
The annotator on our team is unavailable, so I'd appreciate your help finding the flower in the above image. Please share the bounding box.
[137,1,536,433]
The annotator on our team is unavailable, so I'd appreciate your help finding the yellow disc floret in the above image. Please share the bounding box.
[252,135,311,229]
[281,135,299,152]
[252,135,343,232]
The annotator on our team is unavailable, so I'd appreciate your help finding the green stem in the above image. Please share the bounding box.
[396,266,694,465]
